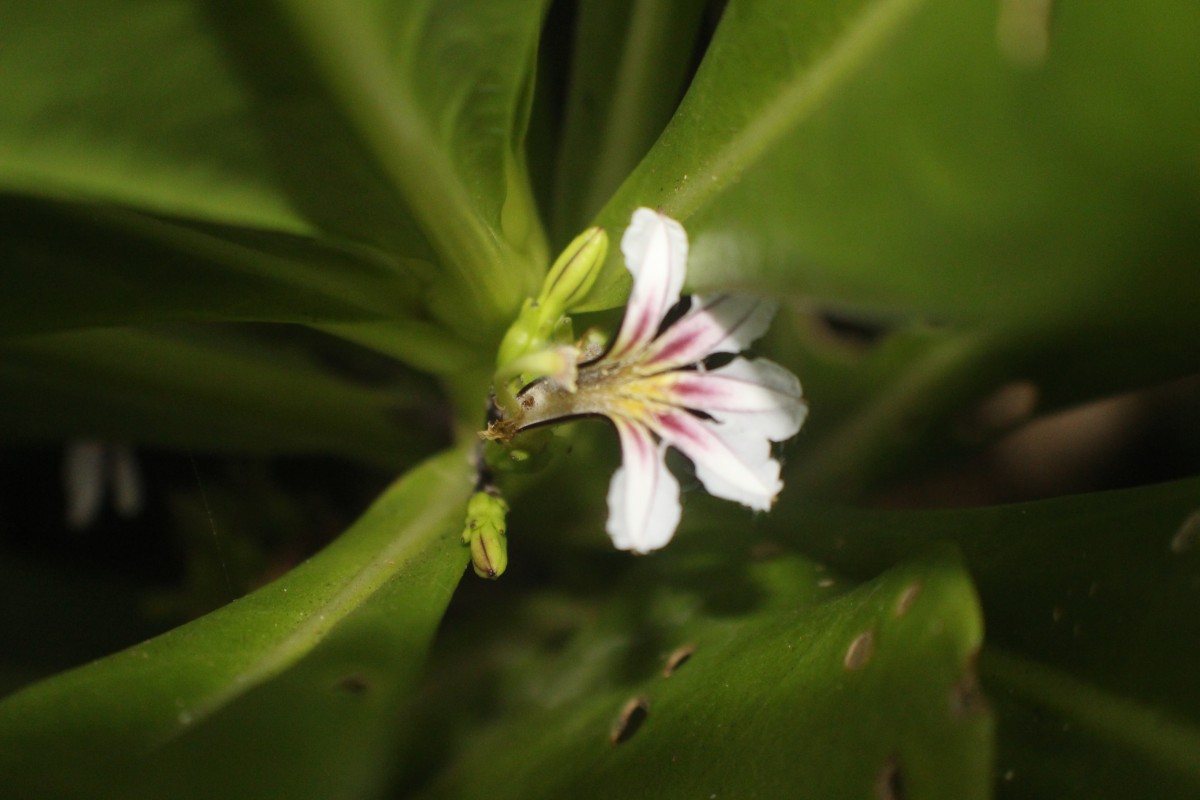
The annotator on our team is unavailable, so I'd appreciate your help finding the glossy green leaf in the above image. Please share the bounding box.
[550,0,706,241]
[416,541,991,799]
[272,0,549,325]
[0,1,551,337]
[0,327,440,464]
[588,0,1200,339]
[0,194,426,337]
[782,477,1200,798]
[1,4,1195,799]
[0,447,474,799]
[0,3,309,234]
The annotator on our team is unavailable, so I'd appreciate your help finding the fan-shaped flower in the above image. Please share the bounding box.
[488,208,807,553]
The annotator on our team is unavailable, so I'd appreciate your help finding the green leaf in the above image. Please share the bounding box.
[272,0,550,325]
[588,0,1200,338]
[783,477,1200,798]
[0,557,171,698]
[0,3,310,234]
[0,326,440,464]
[0,194,426,337]
[0,1,551,335]
[416,541,991,799]
[769,311,1200,501]
[550,0,706,241]
[0,447,474,799]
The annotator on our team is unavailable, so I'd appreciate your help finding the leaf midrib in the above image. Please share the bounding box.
[665,0,927,221]
[278,1,535,325]
[178,450,470,731]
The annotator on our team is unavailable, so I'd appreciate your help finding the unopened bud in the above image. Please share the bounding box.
[496,228,608,370]
[538,227,608,313]
[461,491,509,579]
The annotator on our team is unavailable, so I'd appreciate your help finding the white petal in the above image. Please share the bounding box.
[63,440,106,530]
[110,445,144,519]
[650,410,782,511]
[641,294,776,371]
[607,208,688,361]
[665,357,806,442]
[606,417,681,553]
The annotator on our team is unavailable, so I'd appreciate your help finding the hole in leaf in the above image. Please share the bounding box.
[337,674,371,695]
[996,0,1054,67]
[843,629,875,671]
[949,660,988,720]
[816,309,891,348]
[663,644,696,677]
[875,755,905,800]
[610,696,649,745]
[1170,509,1200,554]
[894,581,922,617]
[749,540,784,561]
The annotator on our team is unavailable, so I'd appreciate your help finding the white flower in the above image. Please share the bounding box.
[491,208,807,553]
[62,440,143,529]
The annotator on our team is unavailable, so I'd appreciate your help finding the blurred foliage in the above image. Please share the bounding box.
[0,448,473,799]
[0,1,1196,798]
[410,538,991,799]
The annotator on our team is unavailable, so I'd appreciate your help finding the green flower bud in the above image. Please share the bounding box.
[495,226,608,369]
[537,226,608,313]
[461,491,509,579]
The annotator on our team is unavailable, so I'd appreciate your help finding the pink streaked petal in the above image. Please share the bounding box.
[640,294,775,372]
[649,410,782,511]
[661,357,806,442]
[606,208,688,361]
[606,417,682,553]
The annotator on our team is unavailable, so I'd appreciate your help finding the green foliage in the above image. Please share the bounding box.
[589,0,1200,342]
[417,543,990,799]
[0,448,473,799]
[784,476,1200,797]
[0,0,1196,798]
[0,0,549,342]
[0,327,436,463]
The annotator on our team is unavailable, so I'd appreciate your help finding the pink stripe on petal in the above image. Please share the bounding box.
[607,209,688,361]
[608,304,659,362]
[679,356,802,417]
[663,359,805,442]
[606,417,681,553]
[650,410,781,511]
[642,294,775,371]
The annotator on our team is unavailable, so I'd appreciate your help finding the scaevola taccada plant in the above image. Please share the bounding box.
[461,208,807,577]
